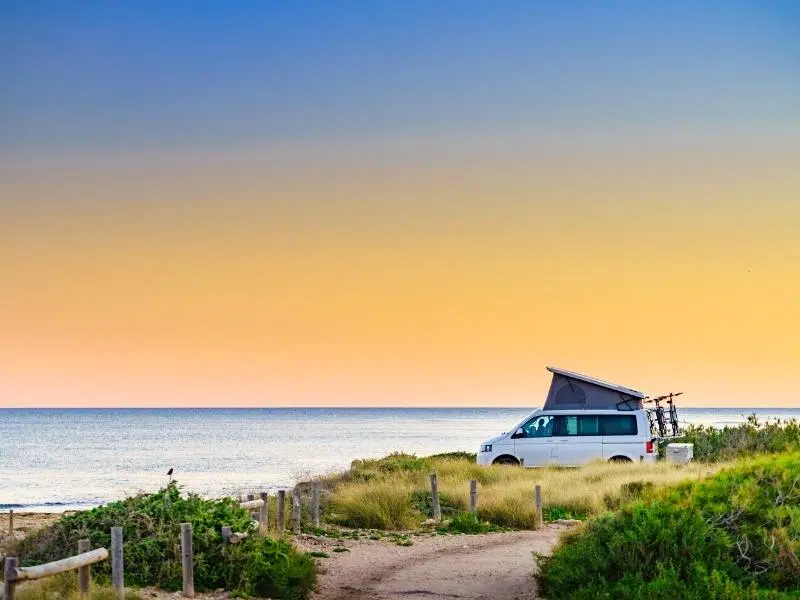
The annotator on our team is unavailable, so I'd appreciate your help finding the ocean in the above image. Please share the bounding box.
[2,407,798,512]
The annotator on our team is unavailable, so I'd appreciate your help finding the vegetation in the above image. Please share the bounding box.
[536,452,800,599]
[683,415,800,461]
[322,452,720,530]
[9,483,316,599]
[437,512,505,535]
[14,573,143,600]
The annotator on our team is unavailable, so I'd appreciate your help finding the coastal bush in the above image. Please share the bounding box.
[323,453,720,530]
[536,452,800,599]
[683,415,800,461]
[11,483,315,599]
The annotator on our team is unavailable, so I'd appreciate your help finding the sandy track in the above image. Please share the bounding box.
[297,525,571,600]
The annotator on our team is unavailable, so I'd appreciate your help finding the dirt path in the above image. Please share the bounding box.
[297,525,571,600]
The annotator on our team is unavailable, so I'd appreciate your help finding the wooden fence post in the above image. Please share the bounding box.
[259,492,269,528]
[8,509,13,538]
[534,484,543,529]
[246,494,255,520]
[180,523,194,597]
[292,487,301,534]
[3,556,17,600]
[221,526,233,544]
[430,473,441,521]
[276,490,286,535]
[111,527,124,600]
[311,481,321,528]
[78,540,91,598]
[469,480,478,513]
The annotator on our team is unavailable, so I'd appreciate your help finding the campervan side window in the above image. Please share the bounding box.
[522,415,554,438]
[554,415,599,436]
[600,415,638,436]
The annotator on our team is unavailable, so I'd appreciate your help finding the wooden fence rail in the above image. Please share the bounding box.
[8,547,109,582]
[3,546,109,600]
[239,499,264,511]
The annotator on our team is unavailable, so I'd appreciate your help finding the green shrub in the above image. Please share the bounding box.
[536,452,800,599]
[10,483,315,599]
[427,451,478,462]
[684,415,800,461]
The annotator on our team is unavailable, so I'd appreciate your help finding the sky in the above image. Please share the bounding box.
[1,1,798,407]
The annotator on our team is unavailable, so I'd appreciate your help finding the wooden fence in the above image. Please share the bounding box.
[2,476,545,600]
[3,532,121,600]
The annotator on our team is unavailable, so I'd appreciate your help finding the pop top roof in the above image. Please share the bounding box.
[546,366,646,399]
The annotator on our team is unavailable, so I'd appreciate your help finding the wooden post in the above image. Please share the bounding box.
[78,539,91,598]
[311,481,321,528]
[259,492,269,527]
[430,473,441,522]
[292,487,301,534]
[246,494,255,520]
[534,484,543,529]
[180,523,194,597]
[276,490,286,535]
[111,527,124,600]
[469,479,478,513]
[8,509,13,538]
[221,526,233,544]
[3,556,17,600]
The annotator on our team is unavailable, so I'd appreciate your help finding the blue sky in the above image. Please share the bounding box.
[2,1,798,155]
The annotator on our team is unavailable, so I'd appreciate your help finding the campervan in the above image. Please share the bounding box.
[477,367,678,467]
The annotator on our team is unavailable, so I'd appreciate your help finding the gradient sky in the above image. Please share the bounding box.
[1,1,798,407]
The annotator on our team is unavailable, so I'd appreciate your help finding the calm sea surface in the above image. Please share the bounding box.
[2,407,799,512]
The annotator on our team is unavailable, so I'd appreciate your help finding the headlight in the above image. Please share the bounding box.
[480,444,492,453]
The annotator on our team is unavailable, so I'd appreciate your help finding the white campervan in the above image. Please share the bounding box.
[477,367,665,467]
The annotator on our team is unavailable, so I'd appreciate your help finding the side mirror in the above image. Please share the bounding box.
[511,428,524,439]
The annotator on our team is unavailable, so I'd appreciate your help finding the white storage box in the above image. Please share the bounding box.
[666,443,694,464]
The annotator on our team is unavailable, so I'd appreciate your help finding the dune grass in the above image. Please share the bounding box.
[322,453,723,530]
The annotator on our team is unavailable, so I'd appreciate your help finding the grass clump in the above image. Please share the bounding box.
[536,452,800,599]
[437,512,504,535]
[10,483,315,599]
[324,453,720,531]
[683,415,800,461]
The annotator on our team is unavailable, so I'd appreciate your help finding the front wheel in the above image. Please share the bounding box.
[493,455,520,466]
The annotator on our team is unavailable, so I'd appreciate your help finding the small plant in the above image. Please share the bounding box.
[394,536,414,547]
[307,551,329,558]
[437,512,504,534]
[332,546,350,553]
[542,506,586,521]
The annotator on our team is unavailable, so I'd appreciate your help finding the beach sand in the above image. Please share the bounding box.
[1,512,66,550]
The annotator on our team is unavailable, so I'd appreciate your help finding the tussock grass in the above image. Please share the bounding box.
[13,573,143,600]
[323,454,722,530]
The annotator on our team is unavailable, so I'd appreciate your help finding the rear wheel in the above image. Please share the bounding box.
[493,455,520,466]
[608,456,633,463]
